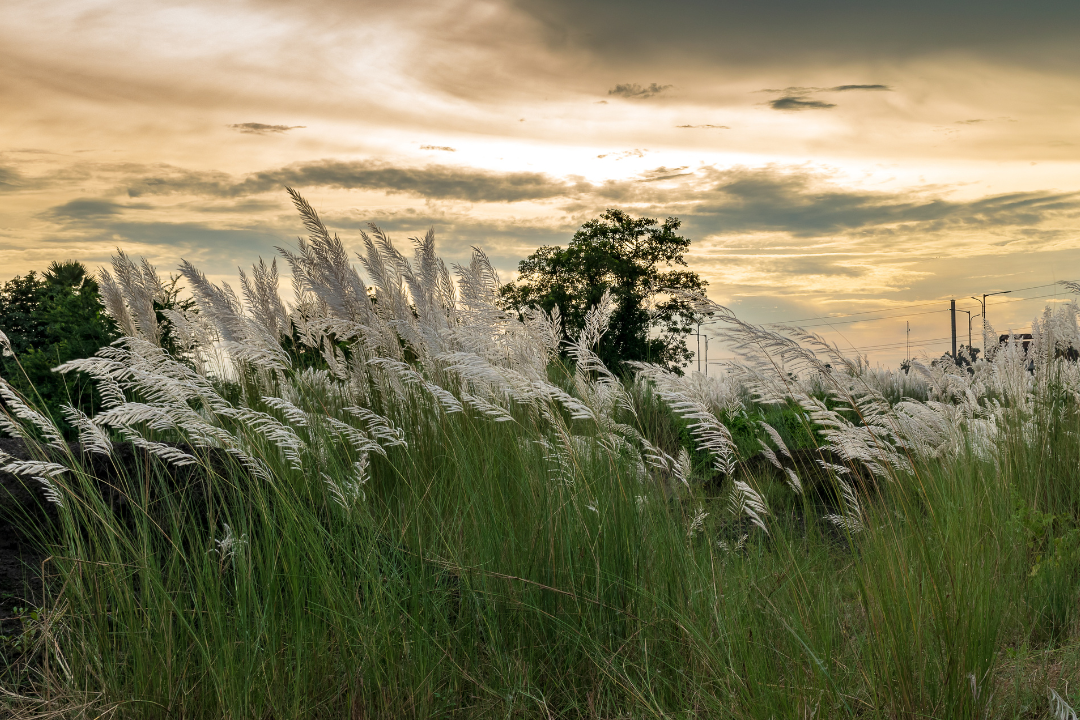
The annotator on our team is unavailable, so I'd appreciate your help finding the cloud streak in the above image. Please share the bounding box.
[121,159,592,203]
[762,83,889,111]
[762,85,892,94]
[103,160,1080,247]
[228,123,306,134]
[768,97,836,111]
[42,198,125,221]
[680,167,1080,237]
[0,165,23,191]
[828,84,891,92]
[608,82,672,99]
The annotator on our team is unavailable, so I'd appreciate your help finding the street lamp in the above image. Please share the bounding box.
[971,291,1011,350]
[971,290,1011,325]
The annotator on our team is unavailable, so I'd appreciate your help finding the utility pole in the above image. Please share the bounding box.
[704,335,709,377]
[951,299,957,361]
[906,321,910,363]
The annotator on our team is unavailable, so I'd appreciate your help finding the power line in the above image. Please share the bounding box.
[759,299,954,324]
[992,283,1067,294]
[699,281,1071,329]
[692,282,1075,363]
[790,307,948,329]
[797,291,1068,329]
[985,291,1070,307]
[849,336,952,352]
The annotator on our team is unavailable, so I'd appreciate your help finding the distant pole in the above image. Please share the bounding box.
[696,321,701,373]
[704,336,709,376]
[906,321,910,363]
[958,309,974,353]
[951,299,957,360]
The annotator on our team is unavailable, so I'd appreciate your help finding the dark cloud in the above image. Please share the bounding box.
[109,160,1080,247]
[828,84,891,92]
[678,166,1080,237]
[43,198,124,220]
[419,145,457,151]
[761,84,884,110]
[514,0,1080,69]
[228,123,306,134]
[759,256,865,277]
[639,166,692,182]
[103,221,282,255]
[123,160,591,203]
[26,206,291,277]
[763,85,891,93]
[122,166,235,198]
[676,124,730,129]
[66,220,288,276]
[0,165,23,191]
[769,96,837,111]
[608,83,672,99]
[320,208,574,268]
[194,199,283,214]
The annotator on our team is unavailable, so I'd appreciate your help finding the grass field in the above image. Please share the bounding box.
[1,193,1078,718]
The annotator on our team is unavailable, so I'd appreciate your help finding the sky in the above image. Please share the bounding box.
[2,0,1079,367]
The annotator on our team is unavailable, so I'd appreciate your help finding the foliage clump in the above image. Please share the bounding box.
[0,261,118,432]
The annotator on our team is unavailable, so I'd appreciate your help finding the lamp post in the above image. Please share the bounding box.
[971,290,1011,352]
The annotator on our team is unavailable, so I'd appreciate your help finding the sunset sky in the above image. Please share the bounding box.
[2,0,1079,366]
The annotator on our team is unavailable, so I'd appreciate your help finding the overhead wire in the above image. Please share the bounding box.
[697,281,1070,329]
[784,307,948,329]
[848,337,952,352]
[985,291,1070,307]
[692,282,1073,360]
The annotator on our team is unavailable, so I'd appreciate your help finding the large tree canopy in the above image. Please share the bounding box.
[500,209,706,373]
[0,260,120,433]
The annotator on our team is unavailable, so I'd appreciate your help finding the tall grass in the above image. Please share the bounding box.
[1,192,1079,718]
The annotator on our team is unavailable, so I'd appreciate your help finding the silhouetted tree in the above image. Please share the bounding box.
[500,209,706,374]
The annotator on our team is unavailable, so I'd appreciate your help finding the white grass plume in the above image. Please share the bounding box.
[0,456,69,507]
[0,379,66,448]
[61,405,112,456]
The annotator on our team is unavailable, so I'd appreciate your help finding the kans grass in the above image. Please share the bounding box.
[1,191,1079,718]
